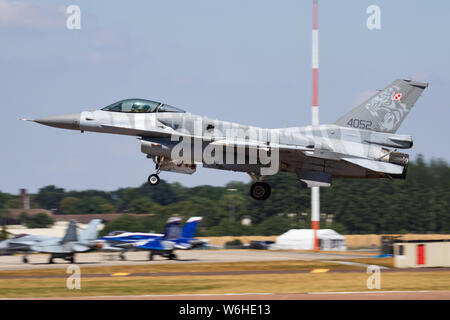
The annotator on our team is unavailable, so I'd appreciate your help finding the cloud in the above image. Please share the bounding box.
[0,0,64,29]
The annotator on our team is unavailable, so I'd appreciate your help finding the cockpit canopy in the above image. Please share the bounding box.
[101,99,185,113]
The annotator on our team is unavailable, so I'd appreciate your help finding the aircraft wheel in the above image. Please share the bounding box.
[23,256,28,264]
[149,252,154,261]
[168,253,176,260]
[48,257,54,264]
[250,182,271,200]
[148,174,160,186]
[119,252,126,261]
[69,256,75,264]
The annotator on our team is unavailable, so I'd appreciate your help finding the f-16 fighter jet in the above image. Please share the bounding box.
[23,79,427,200]
[97,217,203,261]
[0,219,102,263]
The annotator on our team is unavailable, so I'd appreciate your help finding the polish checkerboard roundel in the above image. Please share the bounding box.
[394,92,402,101]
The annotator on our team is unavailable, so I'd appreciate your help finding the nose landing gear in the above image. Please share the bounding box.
[148,156,162,186]
[148,174,160,185]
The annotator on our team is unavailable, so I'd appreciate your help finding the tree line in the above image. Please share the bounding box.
[0,155,449,236]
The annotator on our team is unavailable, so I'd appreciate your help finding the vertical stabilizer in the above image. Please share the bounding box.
[79,219,102,242]
[61,219,78,243]
[163,217,182,240]
[335,79,428,133]
[181,217,202,239]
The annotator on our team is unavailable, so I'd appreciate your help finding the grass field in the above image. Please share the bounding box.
[0,258,448,298]
[0,271,449,298]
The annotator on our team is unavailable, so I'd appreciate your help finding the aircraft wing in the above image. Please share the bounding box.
[135,239,175,251]
[30,245,71,254]
[100,243,133,251]
[210,139,313,152]
[9,240,37,247]
[342,157,404,175]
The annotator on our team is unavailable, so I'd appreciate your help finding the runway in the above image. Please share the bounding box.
[1,249,448,300]
[0,249,371,271]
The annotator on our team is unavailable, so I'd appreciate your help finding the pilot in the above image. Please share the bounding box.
[130,104,140,113]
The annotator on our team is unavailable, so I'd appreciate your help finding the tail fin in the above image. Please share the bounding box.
[79,219,102,242]
[335,79,428,133]
[61,219,78,243]
[181,217,202,239]
[163,217,182,240]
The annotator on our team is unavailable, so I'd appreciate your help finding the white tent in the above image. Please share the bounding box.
[274,229,346,251]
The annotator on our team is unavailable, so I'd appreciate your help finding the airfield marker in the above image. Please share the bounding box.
[311,0,320,251]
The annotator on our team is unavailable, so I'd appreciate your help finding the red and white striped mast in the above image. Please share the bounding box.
[311,0,320,251]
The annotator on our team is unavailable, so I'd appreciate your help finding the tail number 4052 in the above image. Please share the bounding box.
[347,119,372,130]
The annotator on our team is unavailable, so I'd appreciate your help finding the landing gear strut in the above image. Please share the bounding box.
[148,157,162,186]
[119,252,126,261]
[248,172,272,200]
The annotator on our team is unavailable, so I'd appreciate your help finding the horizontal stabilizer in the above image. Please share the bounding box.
[71,244,91,252]
[342,157,404,174]
[296,170,332,188]
[174,242,192,250]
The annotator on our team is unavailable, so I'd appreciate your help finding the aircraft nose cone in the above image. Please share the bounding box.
[35,112,81,130]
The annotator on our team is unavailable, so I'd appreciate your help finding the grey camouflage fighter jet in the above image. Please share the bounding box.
[23,79,427,200]
[0,219,102,263]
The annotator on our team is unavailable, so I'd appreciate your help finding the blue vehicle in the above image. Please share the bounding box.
[97,217,203,260]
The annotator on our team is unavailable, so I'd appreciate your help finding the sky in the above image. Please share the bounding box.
[0,0,449,194]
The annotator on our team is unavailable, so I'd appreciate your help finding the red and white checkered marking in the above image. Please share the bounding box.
[394,93,402,101]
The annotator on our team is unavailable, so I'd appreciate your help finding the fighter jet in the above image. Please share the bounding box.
[97,217,203,261]
[0,219,102,263]
[23,79,428,200]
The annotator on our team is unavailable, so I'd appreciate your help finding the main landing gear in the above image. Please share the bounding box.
[248,172,271,201]
[48,254,74,264]
[148,157,161,186]
[148,251,177,260]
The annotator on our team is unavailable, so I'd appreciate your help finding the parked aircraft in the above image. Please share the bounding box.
[0,219,102,263]
[97,217,203,260]
[23,79,428,200]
